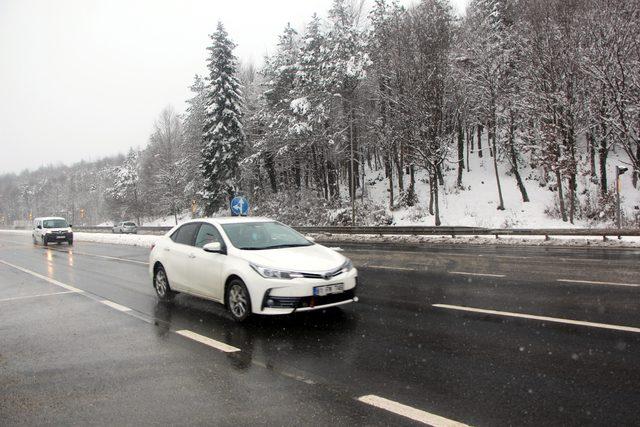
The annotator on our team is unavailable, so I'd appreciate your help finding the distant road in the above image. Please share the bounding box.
[0,233,638,425]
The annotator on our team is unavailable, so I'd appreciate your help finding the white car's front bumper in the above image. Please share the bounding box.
[249,268,358,315]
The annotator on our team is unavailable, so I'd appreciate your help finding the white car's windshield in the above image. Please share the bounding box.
[43,219,68,228]
[221,222,312,250]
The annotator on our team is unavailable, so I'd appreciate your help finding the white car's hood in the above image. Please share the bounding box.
[237,244,345,272]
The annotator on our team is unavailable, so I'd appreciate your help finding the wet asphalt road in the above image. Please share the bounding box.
[0,233,639,426]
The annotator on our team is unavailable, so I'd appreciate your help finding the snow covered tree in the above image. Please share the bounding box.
[201,22,245,215]
[325,0,371,209]
[142,107,188,225]
[183,74,206,214]
[401,0,455,226]
[104,149,144,224]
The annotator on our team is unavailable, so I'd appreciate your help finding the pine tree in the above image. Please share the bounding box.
[201,22,245,215]
[183,74,206,212]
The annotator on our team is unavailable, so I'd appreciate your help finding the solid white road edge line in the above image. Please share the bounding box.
[0,290,76,303]
[99,299,132,312]
[449,271,506,278]
[433,304,640,334]
[175,329,241,353]
[0,259,84,293]
[358,395,469,427]
[557,279,640,288]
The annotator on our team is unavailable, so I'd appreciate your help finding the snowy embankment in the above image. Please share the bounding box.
[308,233,640,248]
[0,230,160,248]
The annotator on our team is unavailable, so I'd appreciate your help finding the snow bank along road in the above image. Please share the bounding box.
[0,232,638,426]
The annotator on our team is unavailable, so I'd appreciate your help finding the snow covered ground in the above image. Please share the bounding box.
[364,150,640,228]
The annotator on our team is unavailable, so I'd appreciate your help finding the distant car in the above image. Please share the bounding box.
[32,217,73,246]
[112,221,138,234]
[149,217,358,321]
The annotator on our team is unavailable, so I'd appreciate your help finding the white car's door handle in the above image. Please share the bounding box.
[188,253,196,259]
[164,248,170,252]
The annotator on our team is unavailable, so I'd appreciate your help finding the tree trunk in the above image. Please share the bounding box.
[436,165,444,186]
[457,120,464,188]
[327,159,339,199]
[360,149,366,201]
[466,127,471,173]
[293,159,301,189]
[599,121,608,196]
[555,169,567,222]
[492,135,505,210]
[386,155,394,209]
[265,153,278,193]
[569,174,576,224]
[476,124,483,158]
[428,174,434,215]
[508,115,529,202]
[408,165,416,206]
[633,141,639,188]
[394,143,404,192]
[567,121,577,225]
[587,130,596,178]
[488,121,494,157]
[433,166,441,226]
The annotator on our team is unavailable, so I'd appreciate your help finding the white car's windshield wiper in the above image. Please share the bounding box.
[239,243,311,250]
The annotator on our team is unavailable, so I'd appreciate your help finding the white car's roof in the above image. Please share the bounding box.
[34,217,67,221]
[186,216,274,225]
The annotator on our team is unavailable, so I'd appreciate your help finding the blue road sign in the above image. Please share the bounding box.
[230,196,249,216]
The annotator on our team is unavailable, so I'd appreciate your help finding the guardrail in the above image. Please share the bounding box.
[69,225,640,240]
[4,225,638,240]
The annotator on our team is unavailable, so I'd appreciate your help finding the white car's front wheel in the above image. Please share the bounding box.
[226,279,251,322]
[153,265,175,302]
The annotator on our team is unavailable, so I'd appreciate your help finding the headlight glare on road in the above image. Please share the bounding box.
[250,263,303,280]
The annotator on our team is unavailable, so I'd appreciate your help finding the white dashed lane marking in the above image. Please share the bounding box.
[99,299,132,312]
[449,271,506,278]
[365,265,416,271]
[557,279,640,288]
[358,395,469,426]
[434,304,640,334]
[175,330,241,353]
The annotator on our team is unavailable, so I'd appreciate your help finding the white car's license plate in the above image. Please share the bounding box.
[313,283,344,296]
[56,235,65,239]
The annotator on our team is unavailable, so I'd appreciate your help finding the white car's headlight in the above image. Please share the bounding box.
[341,259,354,273]
[250,263,303,280]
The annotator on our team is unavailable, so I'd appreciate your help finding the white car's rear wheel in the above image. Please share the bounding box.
[226,279,251,322]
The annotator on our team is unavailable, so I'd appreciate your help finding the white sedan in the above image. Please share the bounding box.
[149,217,358,321]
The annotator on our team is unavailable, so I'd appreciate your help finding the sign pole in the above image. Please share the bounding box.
[616,166,628,231]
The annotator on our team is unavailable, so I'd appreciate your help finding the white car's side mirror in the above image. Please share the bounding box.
[306,236,316,243]
[203,242,223,253]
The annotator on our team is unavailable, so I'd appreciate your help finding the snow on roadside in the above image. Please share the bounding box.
[0,230,161,248]
[74,232,160,248]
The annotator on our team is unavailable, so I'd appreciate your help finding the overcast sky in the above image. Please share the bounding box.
[0,0,468,175]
